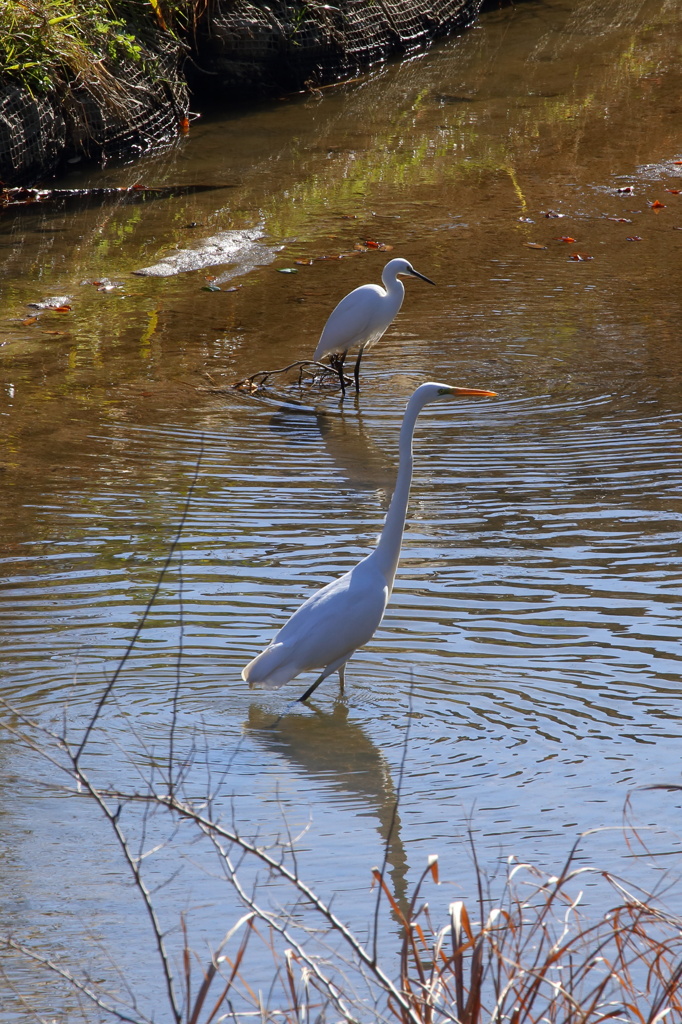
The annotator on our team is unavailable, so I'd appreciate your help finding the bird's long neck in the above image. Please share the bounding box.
[382,266,405,303]
[372,390,425,588]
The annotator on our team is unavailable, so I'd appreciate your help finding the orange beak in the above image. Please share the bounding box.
[452,387,498,397]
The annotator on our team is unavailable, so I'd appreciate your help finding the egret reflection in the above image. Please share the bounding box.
[246,700,411,912]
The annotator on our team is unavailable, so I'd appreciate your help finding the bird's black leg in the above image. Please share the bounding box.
[330,351,347,395]
[298,670,328,703]
[353,345,365,393]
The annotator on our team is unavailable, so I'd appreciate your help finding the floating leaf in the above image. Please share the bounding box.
[556,236,576,243]
[518,216,535,223]
[569,252,593,261]
[542,210,565,218]
[21,316,39,326]
[649,200,666,209]
[665,189,681,195]
[202,283,221,291]
[525,242,547,249]
[608,217,632,223]
[626,236,642,241]
[294,259,314,265]
[616,186,634,193]
[278,267,298,273]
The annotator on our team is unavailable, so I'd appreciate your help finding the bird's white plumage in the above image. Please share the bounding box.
[313,258,436,391]
[242,556,388,688]
[241,381,497,701]
[314,282,401,361]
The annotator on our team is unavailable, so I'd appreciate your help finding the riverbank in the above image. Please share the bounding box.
[0,0,484,185]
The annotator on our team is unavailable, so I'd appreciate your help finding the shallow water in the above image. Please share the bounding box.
[1,0,682,1018]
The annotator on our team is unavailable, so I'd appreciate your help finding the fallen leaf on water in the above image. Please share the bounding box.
[542,210,565,218]
[21,316,39,325]
[608,217,632,223]
[202,283,221,291]
[665,189,681,195]
[525,242,547,249]
[341,214,358,219]
[295,259,314,265]
[626,236,642,241]
[54,305,72,312]
[649,200,666,209]
[41,329,67,335]
[674,161,682,165]
[518,216,535,223]
[556,236,576,243]
[569,252,593,261]
[278,267,298,273]
[354,240,393,252]
[616,186,634,193]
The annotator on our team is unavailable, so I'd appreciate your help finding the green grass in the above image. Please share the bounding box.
[0,0,189,95]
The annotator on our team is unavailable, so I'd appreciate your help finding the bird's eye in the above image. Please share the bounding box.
[437,387,451,395]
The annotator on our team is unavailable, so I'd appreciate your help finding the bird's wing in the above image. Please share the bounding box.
[314,285,386,360]
[243,561,389,687]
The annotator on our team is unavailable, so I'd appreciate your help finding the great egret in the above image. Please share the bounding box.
[242,381,497,702]
[314,258,436,394]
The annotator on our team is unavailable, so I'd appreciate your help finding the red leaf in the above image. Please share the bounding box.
[616,186,634,193]
[649,200,666,209]
[626,236,642,241]
[665,189,681,195]
[569,252,593,261]
[556,236,576,243]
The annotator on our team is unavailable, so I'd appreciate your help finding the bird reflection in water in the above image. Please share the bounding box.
[246,700,410,916]
[267,398,396,500]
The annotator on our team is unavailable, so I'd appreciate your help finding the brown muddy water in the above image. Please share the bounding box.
[1,0,682,1018]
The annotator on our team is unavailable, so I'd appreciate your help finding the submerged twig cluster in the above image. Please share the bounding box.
[230,359,352,395]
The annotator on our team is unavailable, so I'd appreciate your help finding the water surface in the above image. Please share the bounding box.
[1,0,682,1018]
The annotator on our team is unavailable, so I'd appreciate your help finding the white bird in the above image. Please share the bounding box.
[314,257,436,394]
[242,380,497,702]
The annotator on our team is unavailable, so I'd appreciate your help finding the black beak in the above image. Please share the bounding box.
[408,268,436,286]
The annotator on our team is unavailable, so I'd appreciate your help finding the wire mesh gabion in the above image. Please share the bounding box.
[194,0,485,93]
[0,40,188,186]
[0,0,483,183]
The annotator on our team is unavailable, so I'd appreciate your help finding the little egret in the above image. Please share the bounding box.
[242,380,497,702]
[314,257,436,394]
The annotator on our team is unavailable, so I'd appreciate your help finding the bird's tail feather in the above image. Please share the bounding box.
[241,643,295,689]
